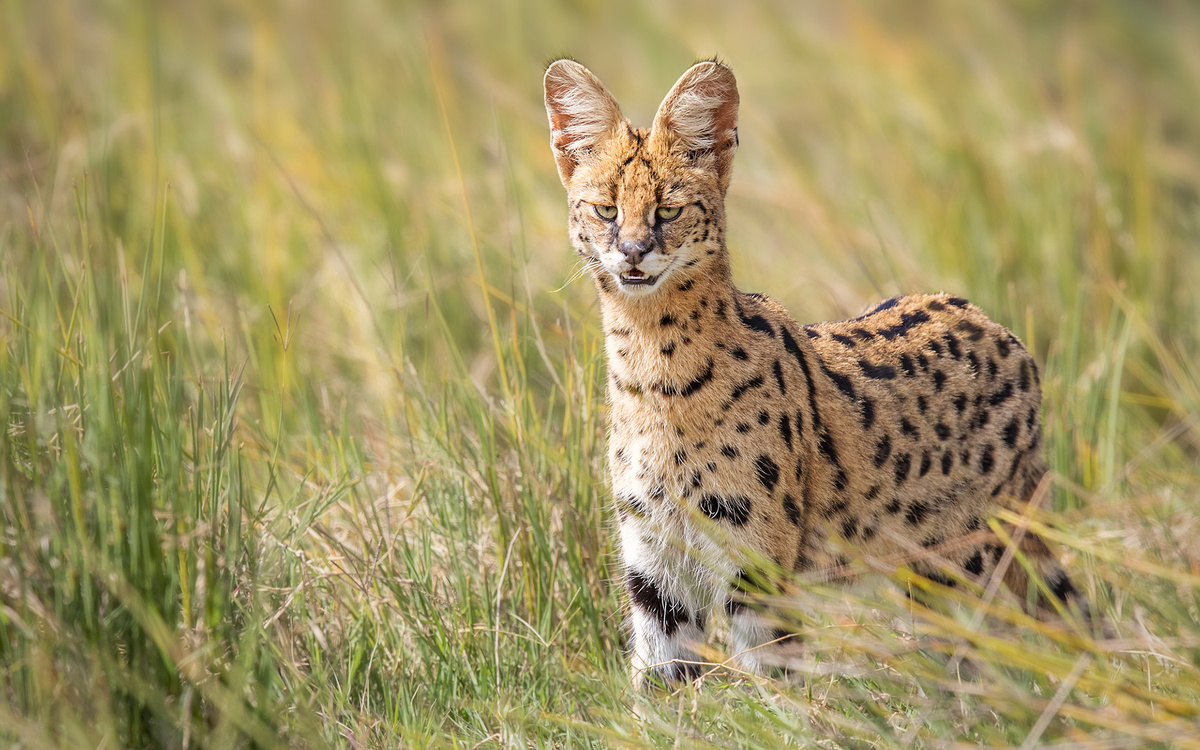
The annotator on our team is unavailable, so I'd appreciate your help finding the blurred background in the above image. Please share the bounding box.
[3,1,1200,747]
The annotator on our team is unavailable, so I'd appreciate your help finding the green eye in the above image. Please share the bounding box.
[656,205,682,222]
[594,204,617,220]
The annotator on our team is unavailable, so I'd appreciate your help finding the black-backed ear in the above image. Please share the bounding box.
[649,61,739,194]
[544,60,626,185]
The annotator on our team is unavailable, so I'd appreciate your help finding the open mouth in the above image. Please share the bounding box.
[619,268,659,286]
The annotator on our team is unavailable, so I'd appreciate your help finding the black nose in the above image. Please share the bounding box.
[620,239,648,265]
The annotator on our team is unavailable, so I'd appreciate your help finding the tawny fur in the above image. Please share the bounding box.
[544,58,1083,686]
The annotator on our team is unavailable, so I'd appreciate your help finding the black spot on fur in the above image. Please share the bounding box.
[803,326,819,338]
[894,453,912,484]
[1019,361,1033,391]
[661,341,676,357]
[927,340,943,356]
[919,451,932,477]
[1003,417,1020,448]
[656,359,715,397]
[852,327,875,341]
[772,360,786,395]
[736,422,751,434]
[905,500,931,526]
[935,422,951,440]
[917,395,928,413]
[730,346,749,361]
[925,571,957,588]
[660,313,677,327]
[699,494,751,526]
[987,357,998,380]
[954,393,968,412]
[979,444,995,474]
[927,299,945,311]
[989,381,1014,406]
[965,550,984,576]
[946,296,970,308]
[878,310,931,340]
[932,370,947,392]
[721,445,739,459]
[677,278,694,292]
[865,485,881,501]
[615,493,647,520]
[737,303,775,337]
[996,337,1011,358]
[674,450,687,466]
[957,320,985,341]
[860,395,875,430]
[1048,571,1078,603]
[944,333,962,359]
[825,494,848,517]
[841,518,858,540]
[900,354,916,377]
[832,333,857,347]
[942,450,954,475]
[715,299,727,319]
[900,418,919,439]
[782,494,801,525]
[885,496,902,514]
[758,409,770,425]
[833,469,849,492]
[821,363,857,400]
[971,407,990,431]
[730,375,765,401]
[873,434,892,467]
[627,571,689,637]
[779,414,793,451]
[782,333,822,437]
[854,296,900,320]
[756,456,780,493]
[859,359,897,379]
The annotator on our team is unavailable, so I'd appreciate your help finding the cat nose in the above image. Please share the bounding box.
[620,239,648,266]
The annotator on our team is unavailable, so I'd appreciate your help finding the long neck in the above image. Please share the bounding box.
[597,253,739,400]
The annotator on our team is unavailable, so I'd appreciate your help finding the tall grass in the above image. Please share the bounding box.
[2,0,1199,746]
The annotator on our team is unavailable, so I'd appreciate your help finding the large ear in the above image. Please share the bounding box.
[650,60,739,193]
[544,60,626,185]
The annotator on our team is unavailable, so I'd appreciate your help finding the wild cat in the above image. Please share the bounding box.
[543,58,1085,686]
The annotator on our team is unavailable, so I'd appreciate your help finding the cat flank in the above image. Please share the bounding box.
[543,58,1085,687]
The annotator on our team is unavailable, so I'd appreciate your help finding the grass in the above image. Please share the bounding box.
[2,0,1200,746]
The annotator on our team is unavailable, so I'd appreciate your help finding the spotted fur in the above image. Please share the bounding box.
[544,59,1086,687]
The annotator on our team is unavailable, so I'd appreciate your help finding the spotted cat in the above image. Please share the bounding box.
[543,58,1086,686]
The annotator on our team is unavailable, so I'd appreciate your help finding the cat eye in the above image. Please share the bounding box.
[656,205,682,222]
[594,204,618,220]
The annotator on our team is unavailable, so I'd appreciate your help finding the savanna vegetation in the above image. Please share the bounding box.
[2,1,1199,747]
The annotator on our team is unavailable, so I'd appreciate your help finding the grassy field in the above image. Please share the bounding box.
[3,0,1200,747]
